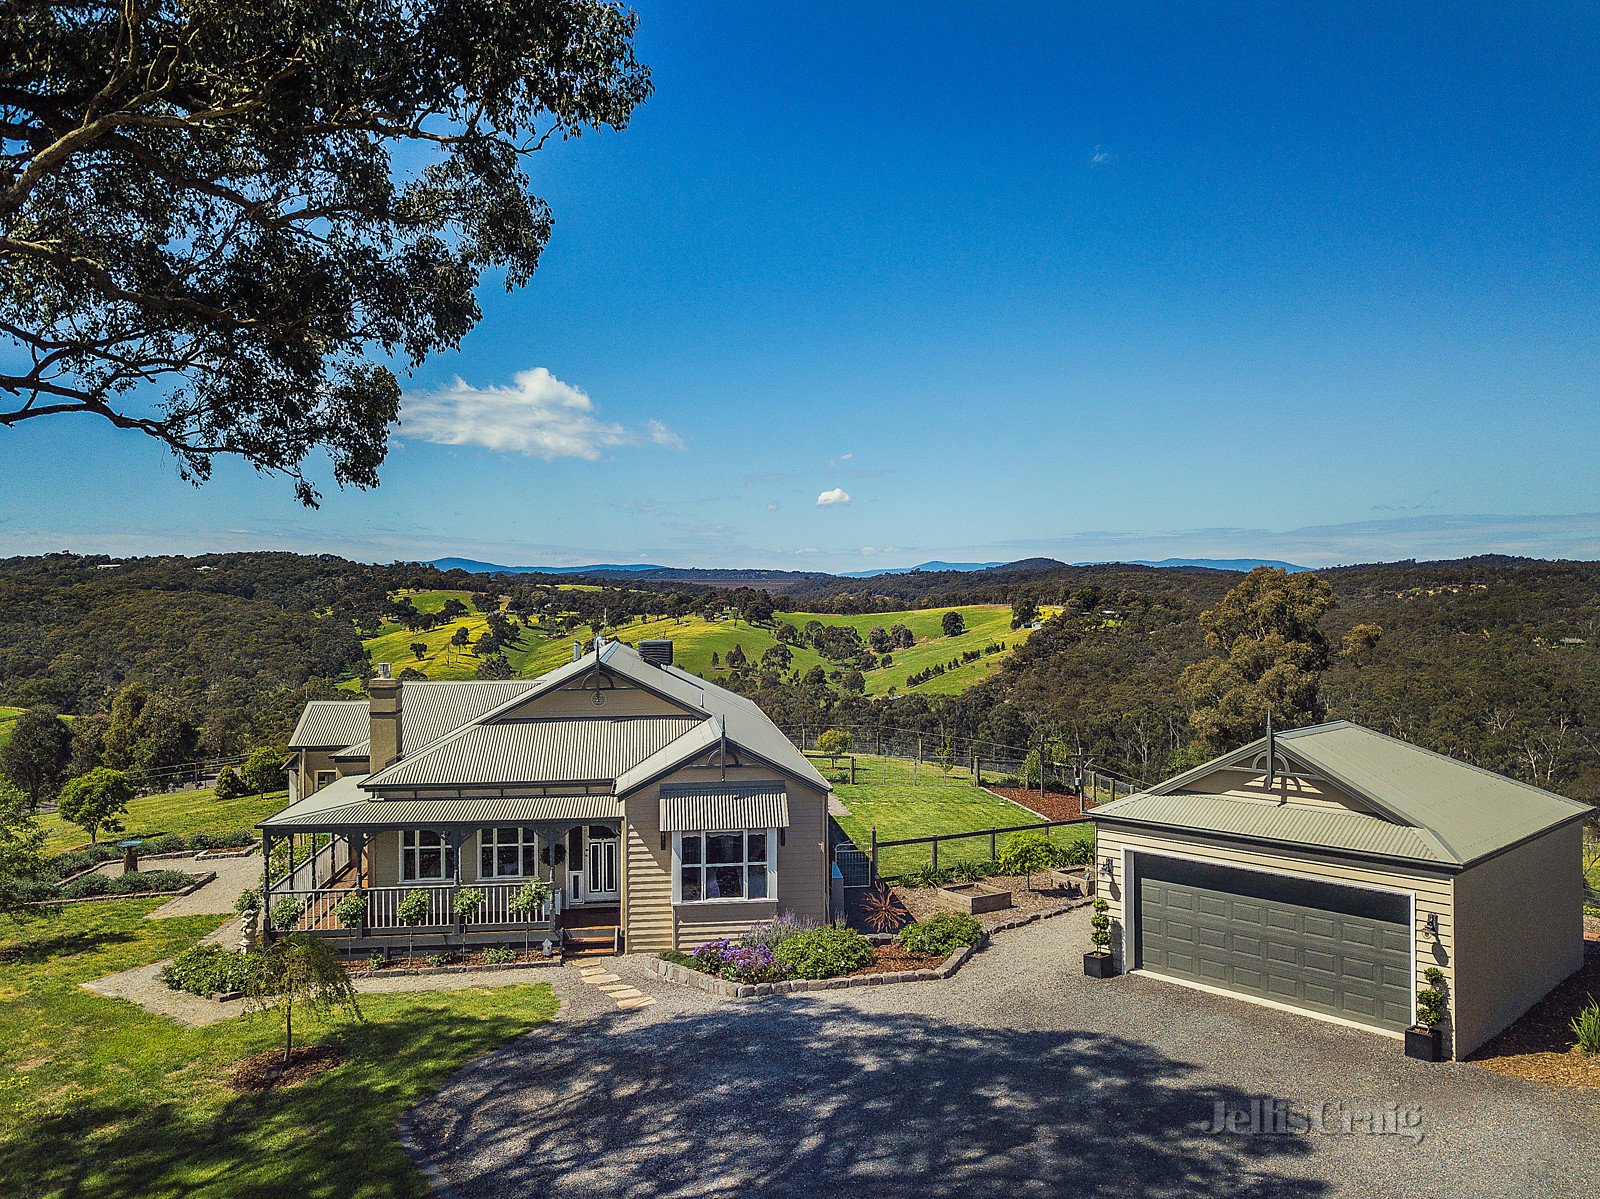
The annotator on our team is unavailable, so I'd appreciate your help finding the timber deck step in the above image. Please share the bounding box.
[561,925,619,960]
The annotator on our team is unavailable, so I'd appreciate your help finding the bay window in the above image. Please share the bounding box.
[400,830,455,882]
[674,829,774,903]
[479,826,539,879]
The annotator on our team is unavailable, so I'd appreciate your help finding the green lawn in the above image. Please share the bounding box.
[0,899,559,1199]
[829,755,1092,879]
[35,786,290,853]
[355,602,1052,698]
[0,705,21,754]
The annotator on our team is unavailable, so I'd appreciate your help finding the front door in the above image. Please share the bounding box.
[581,825,619,903]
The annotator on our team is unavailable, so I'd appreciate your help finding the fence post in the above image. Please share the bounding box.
[870,827,878,880]
[989,827,997,860]
[931,836,938,872]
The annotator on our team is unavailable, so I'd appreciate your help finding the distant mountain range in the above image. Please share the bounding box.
[427,555,1309,581]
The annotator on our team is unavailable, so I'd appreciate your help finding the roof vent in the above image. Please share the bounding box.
[377,662,392,679]
[639,639,674,667]
[572,640,583,662]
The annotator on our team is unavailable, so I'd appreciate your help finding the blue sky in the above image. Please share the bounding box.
[6,2,1599,570]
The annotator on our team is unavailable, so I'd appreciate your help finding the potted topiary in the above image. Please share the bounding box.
[1406,966,1448,1061]
[1084,896,1117,977]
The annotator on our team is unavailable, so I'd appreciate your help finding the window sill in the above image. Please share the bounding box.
[674,897,778,908]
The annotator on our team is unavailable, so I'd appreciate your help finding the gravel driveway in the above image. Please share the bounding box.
[408,910,1600,1199]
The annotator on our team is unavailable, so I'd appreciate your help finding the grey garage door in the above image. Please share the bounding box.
[1134,854,1414,1031]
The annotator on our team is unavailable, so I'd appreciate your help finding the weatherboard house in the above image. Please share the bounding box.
[266,639,831,956]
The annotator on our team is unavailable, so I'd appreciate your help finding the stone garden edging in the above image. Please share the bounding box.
[652,898,1091,1000]
[346,957,564,981]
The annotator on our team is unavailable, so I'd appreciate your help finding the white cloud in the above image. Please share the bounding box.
[767,502,781,511]
[1091,145,1112,165]
[402,368,683,460]
[793,547,821,554]
[816,487,852,506]
[828,451,855,467]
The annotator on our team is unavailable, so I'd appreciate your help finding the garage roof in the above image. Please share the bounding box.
[1093,721,1592,868]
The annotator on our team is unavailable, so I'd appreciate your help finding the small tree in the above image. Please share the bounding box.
[815,729,853,759]
[452,887,484,948]
[245,934,362,1065]
[397,887,432,963]
[1089,897,1112,957]
[56,767,134,844]
[239,748,285,797]
[996,832,1059,892]
[0,784,50,918]
[0,706,73,811]
[941,610,966,637]
[505,878,552,959]
[334,892,366,932]
[410,642,428,661]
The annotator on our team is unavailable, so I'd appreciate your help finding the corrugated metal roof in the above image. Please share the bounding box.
[659,783,790,831]
[332,738,369,761]
[1093,720,1592,867]
[366,716,704,789]
[261,786,616,830]
[613,719,724,796]
[288,700,370,748]
[400,680,540,752]
[1093,792,1448,864]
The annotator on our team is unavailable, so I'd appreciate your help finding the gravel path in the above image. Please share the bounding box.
[408,910,1600,1199]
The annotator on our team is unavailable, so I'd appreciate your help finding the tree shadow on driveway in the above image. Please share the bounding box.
[412,999,1328,1199]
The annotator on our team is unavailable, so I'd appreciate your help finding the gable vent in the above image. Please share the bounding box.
[638,639,674,667]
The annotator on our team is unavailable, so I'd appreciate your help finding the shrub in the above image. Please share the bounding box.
[688,938,790,983]
[366,951,386,971]
[1572,996,1600,1055]
[160,945,253,996]
[898,913,982,958]
[774,926,874,979]
[658,949,696,968]
[950,859,994,882]
[452,887,485,920]
[61,871,112,898]
[108,869,192,894]
[142,833,188,855]
[1055,831,1095,866]
[997,833,1059,889]
[905,863,954,889]
[234,887,261,915]
[334,892,366,930]
[481,944,516,965]
[743,911,818,952]
[1415,966,1449,1028]
[815,728,853,757]
[425,950,456,967]
[214,766,247,800]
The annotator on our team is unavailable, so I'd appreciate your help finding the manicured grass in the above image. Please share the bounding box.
[0,899,560,1199]
[34,786,290,853]
[830,755,1092,878]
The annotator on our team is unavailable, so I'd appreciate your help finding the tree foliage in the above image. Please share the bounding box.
[0,785,50,918]
[245,933,361,1063]
[1,1,650,503]
[56,766,135,843]
[0,706,72,808]
[1179,568,1337,754]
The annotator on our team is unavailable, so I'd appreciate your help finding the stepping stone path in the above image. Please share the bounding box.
[574,960,656,1010]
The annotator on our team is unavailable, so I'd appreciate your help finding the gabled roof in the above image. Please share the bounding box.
[260,774,616,831]
[355,640,827,795]
[1092,720,1591,868]
[289,700,370,749]
[364,716,703,789]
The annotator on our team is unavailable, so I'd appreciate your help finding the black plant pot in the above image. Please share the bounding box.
[1083,951,1117,979]
[1404,1025,1443,1062]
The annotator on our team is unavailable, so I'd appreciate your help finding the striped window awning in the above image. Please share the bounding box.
[658,784,790,832]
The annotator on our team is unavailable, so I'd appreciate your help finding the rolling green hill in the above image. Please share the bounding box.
[356,598,1051,697]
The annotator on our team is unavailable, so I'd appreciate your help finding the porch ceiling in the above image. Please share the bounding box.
[261,788,618,832]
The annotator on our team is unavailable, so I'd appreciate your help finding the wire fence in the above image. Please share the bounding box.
[779,722,1147,801]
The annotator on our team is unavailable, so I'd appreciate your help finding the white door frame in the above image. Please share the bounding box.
[570,823,620,905]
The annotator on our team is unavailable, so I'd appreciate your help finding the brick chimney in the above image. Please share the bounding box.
[369,664,402,769]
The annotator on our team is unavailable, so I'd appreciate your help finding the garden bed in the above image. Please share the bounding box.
[1470,938,1600,1088]
[984,786,1087,822]
[228,1045,347,1091]
[654,939,979,999]
[34,870,216,907]
[895,874,1082,928]
[346,948,561,978]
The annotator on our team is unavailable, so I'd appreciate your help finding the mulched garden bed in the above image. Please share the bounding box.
[349,947,551,973]
[893,874,1083,929]
[850,943,943,975]
[984,786,1087,822]
[1470,938,1600,1088]
[227,1045,347,1091]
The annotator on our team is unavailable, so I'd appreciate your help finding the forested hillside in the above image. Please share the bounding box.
[0,551,1596,803]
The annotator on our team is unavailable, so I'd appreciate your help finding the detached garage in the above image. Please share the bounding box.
[1090,721,1591,1059]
